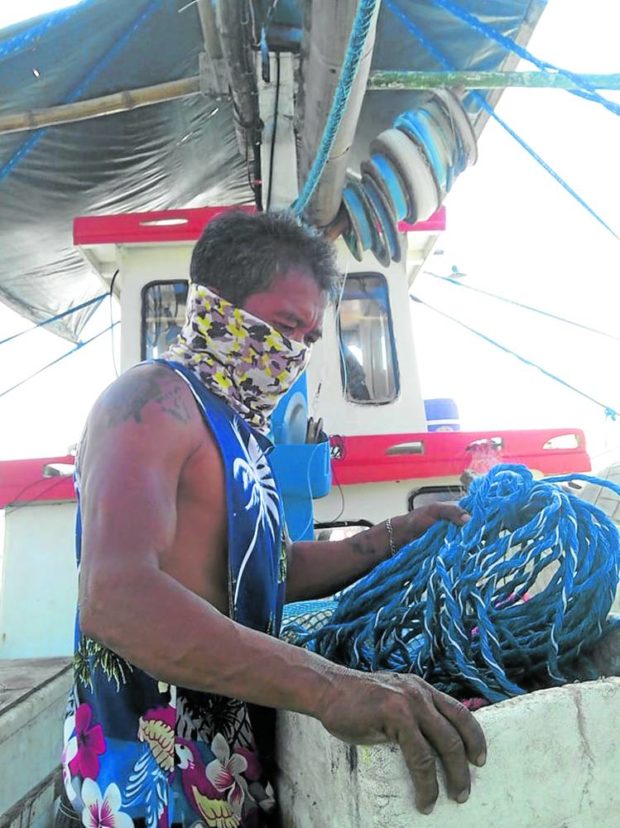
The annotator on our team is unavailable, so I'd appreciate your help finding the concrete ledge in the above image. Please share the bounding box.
[0,769,61,828]
[0,659,71,818]
[276,677,620,827]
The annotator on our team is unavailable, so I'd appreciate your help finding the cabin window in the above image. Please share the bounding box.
[338,273,399,404]
[141,280,188,360]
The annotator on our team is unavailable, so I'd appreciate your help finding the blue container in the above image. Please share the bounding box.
[424,398,461,432]
[269,440,332,541]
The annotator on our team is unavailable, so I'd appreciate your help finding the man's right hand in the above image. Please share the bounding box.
[317,670,486,815]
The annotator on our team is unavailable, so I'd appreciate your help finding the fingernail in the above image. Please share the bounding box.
[460,514,471,523]
[456,789,469,804]
[475,751,486,766]
[421,805,434,815]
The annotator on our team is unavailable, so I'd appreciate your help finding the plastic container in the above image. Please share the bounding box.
[424,397,461,432]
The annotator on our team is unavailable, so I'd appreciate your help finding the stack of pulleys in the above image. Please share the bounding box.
[341,89,478,266]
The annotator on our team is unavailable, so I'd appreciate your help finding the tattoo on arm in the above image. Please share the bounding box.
[105,370,192,427]
[349,533,380,558]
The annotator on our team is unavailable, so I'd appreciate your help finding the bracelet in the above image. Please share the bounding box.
[385,517,397,558]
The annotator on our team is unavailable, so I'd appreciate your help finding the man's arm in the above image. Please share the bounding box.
[78,366,484,815]
[286,504,469,603]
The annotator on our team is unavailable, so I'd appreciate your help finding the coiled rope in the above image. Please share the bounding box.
[297,464,620,703]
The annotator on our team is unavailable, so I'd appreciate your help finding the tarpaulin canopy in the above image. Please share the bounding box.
[0,0,546,341]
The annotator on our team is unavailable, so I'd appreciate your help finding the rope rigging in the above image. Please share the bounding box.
[385,0,619,240]
[0,321,119,401]
[425,273,620,343]
[0,292,107,348]
[292,0,379,216]
[284,464,620,703]
[410,293,619,419]
[428,0,620,117]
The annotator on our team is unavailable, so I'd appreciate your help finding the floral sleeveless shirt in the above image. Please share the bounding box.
[62,360,287,827]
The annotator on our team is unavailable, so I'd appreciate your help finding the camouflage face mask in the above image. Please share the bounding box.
[163,284,310,434]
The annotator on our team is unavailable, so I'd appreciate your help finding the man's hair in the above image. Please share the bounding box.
[189,210,341,305]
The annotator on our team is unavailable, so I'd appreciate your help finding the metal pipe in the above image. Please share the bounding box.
[368,70,620,91]
[298,0,381,227]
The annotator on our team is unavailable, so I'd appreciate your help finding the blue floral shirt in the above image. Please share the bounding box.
[62,360,287,827]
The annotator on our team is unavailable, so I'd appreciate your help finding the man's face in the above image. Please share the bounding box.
[242,268,328,347]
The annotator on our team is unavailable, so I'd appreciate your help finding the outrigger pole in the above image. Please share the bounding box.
[0,72,618,137]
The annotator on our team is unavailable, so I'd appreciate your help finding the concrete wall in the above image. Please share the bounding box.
[0,659,71,820]
[276,677,620,828]
[0,502,77,659]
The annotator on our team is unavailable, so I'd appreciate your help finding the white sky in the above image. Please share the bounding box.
[0,1,81,29]
[0,0,619,468]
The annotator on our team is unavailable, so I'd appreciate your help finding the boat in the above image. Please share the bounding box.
[0,2,619,826]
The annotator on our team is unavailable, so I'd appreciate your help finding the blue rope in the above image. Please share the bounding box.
[0,292,107,348]
[475,99,619,241]
[385,1,619,240]
[410,294,619,420]
[0,1,93,62]
[427,273,620,342]
[0,320,119,401]
[299,464,620,702]
[0,0,162,184]
[428,0,620,118]
[292,0,379,216]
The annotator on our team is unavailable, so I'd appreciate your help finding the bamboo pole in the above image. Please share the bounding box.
[0,76,202,136]
[367,70,620,91]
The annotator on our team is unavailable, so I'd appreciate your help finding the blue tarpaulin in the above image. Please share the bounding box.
[0,0,546,340]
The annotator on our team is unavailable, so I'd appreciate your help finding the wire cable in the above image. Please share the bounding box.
[410,293,618,419]
[4,476,70,513]
[427,0,620,117]
[108,269,120,377]
[426,272,620,342]
[0,321,119,401]
[0,292,107,348]
[386,0,619,240]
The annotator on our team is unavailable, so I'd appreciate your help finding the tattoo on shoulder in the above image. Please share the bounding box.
[105,369,192,427]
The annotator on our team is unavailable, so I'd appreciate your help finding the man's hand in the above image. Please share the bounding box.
[318,669,486,814]
[390,502,470,554]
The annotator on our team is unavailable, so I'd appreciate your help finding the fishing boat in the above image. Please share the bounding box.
[0,2,618,826]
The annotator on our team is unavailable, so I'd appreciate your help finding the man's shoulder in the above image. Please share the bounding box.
[89,361,201,435]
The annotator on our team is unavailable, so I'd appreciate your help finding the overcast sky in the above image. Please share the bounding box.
[0,0,618,468]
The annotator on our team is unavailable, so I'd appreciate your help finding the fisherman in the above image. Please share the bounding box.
[58,210,485,828]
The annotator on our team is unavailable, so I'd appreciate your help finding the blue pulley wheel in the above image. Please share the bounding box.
[361,174,401,264]
[362,154,410,222]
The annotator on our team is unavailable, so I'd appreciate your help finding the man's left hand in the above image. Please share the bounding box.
[389,503,470,555]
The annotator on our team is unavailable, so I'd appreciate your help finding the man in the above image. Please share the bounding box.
[59,211,485,828]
